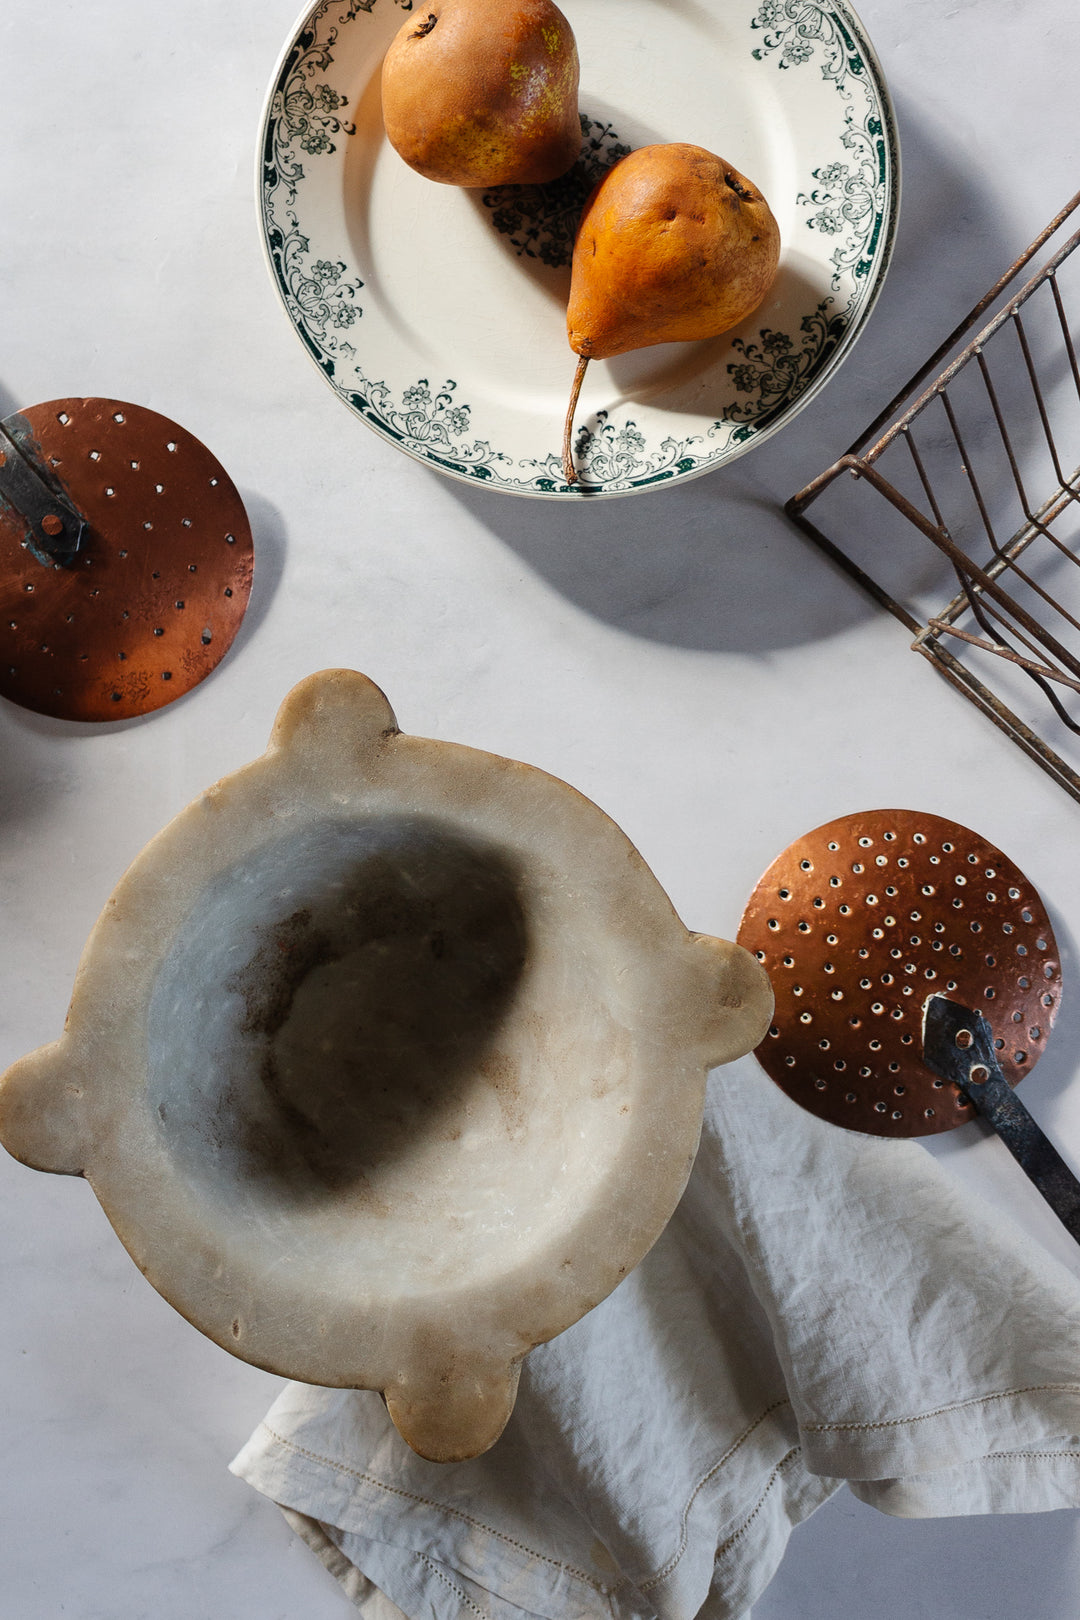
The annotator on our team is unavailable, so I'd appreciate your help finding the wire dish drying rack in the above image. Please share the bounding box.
[787,190,1080,804]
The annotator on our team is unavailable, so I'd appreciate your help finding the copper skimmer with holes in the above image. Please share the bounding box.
[737,810,1063,1138]
[0,398,253,721]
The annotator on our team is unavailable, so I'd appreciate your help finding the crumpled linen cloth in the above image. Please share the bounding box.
[231,1062,1080,1620]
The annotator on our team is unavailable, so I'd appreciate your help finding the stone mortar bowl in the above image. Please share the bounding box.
[0,670,772,1461]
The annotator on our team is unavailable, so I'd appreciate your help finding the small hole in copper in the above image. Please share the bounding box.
[852,863,864,874]
[813,897,824,909]
[814,1078,827,1090]
[901,1033,913,1045]
[925,1108,935,1118]
[949,945,961,957]
[224,587,233,597]
[826,934,838,945]
[189,564,198,573]
[155,483,164,493]
[1044,963,1055,979]
[1015,1050,1027,1064]
[874,1101,887,1113]
[799,1012,812,1024]
[858,1068,870,1079]
[858,948,869,959]
[768,1026,779,1037]
[113,411,125,423]
[897,857,909,868]
[886,886,897,897]
[829,876,840,887]
[858,837,872,848]
[848,1092,859,1101]
[1003,922,1014,934]
[182,518,192,528]
[778,887,791,900]
[929,855,940,866]
[1021,908,1033,923]
[871,1002,884,1014]
[1018,975,1030,989]
[225,533,236,545]
[818,1038,830,1051]
[839,904,850,915]
[986,891,996,903]
[783,955,794,967]
[798,921,810,932]
[800,858,812,870]
[785,1055,796,1067]
[869,1039,881,1051]
[942,842,954,853]
[57,412,70,424]
[153,627,164,637]
[1036,936,1048,952]
[995,1037,1005,1049]
[892,1005,905,1016]
[1017,943,1028,957]
[946,979,957,991]
[881,973,894,986]
[144,521,152,530]
[875,855,887,867]
[860,977,871,989]
[767,918,779,930]
[1030,1026,1041,1040]
[167,441,178,453]
[210,476,219,487]
[1043,993,1054,1007]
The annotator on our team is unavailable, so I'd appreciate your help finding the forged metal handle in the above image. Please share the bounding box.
[922,993,1080,1244]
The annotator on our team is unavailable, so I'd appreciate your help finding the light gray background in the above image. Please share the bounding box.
[2,1,1079,1615]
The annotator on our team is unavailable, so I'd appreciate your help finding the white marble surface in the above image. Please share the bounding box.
[2,0,1080,1614]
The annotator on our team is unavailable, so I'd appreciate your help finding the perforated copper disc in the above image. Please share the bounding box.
[0,398,253,720]
[737,810,1062,1137]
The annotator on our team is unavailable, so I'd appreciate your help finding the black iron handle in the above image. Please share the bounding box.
[922,993,1080,1244]
[0,416,85,566]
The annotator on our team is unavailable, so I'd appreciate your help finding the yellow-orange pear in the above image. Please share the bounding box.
[562,144,781,483]
[381,0,581,188]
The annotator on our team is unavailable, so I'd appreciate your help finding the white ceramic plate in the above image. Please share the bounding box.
[258,0,898,498]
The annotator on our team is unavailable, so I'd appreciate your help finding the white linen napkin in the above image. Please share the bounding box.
[232,1060,1080,1619]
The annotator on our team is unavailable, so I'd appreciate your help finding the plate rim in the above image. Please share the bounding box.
[256,0,901,501]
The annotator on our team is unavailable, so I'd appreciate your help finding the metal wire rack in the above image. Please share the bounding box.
[787,190,1080,804]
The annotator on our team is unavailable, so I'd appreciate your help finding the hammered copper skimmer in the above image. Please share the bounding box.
[0,398,252,720]
[738,809,1080,1241]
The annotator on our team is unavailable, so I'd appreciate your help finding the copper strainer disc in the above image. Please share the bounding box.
[737,810,1062,1137]
[0,398,253,721]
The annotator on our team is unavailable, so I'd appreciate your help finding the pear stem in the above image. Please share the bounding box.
[562,353,590,487]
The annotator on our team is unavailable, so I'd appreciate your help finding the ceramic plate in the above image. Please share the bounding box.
[258,0,898,498]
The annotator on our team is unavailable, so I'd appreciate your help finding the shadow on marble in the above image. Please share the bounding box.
[750,1486,1080,1620]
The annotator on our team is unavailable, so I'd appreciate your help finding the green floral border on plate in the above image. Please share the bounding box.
[259,0,899,496]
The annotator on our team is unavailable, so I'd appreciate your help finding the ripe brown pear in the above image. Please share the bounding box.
[562,144,781,483]
[381,0,581,188]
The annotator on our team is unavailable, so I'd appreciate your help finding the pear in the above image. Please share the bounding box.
[562,144,781,484]
[381,0,581,188]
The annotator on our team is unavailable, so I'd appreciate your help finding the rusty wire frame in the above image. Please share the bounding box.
[787,190,1080,804]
